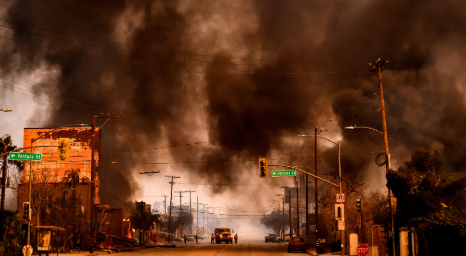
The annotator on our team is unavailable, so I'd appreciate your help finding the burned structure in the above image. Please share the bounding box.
[16,126,123,251]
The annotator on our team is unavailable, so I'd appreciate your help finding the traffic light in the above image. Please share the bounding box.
[356,198,362,212]
[57,138,70,162]
[335,204,344,220]
[23,202,30,220]
[259,158,268,178]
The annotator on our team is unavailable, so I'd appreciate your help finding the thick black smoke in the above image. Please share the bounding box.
[3,0,466,206]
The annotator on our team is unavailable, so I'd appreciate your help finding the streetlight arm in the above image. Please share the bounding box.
[298,135,339,145]
[344,126,383,135]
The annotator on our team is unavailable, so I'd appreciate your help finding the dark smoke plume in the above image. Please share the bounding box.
[3,0,466,208]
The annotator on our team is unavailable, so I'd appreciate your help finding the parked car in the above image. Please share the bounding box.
[288,237,306,253]
[265,233,278,243]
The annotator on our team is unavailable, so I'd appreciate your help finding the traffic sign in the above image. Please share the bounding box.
[10,152,42,161]
[337,176,341,182]
[195,226,199,231]
[338,219,345,231]
[336,194,345,202]
[356,244,369,256]
[292,218,298,229]
[271,170,296,177]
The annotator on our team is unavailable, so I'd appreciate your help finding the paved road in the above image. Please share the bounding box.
[60,237,310,256]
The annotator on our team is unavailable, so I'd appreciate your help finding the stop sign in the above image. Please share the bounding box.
[356,244,369,256]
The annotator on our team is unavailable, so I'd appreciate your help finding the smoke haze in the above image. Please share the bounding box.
[2,0,466,214]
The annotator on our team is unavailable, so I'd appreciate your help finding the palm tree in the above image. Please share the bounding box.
[0,134,21,243]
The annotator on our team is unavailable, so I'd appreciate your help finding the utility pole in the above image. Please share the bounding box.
[282,197,285,241]
[196,196,199,235]
[315,127,319,251]
[175,191,188,237]
[306,153,309,247]
[289,188,292,238]
[179,191,183,237]
[296,180,299,237]
[166,175,180,243]
[206,206,213,235]
[90,113,121,253]
[371,58,395,256]
[201,204,208,234]
[163,195,167,215]
[185,190,196,234]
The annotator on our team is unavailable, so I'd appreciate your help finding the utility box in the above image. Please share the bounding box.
[399,227,409,256]
[349,233,358,255]
[370,246,379,256]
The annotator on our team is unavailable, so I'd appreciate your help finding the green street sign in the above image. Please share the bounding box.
[271,170,296,177]
[9,152,42,161]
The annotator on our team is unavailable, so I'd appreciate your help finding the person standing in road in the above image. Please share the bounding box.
[195,234,198,244]
[211,233,215,244]
[184,234,187,244]
[234,233,238,244]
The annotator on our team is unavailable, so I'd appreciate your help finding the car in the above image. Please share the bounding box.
[187,234,195,242]
[288,237,306,253]
[265,234,278,243]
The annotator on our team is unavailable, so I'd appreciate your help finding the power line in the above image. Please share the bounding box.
[0,34,353,76]
[0,17,361,67]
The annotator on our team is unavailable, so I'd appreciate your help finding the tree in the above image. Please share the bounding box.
[0,210,26,255]
[387,147,466,255]
[42,169,88,251]
[259,208,289,235]
[0,134,22,242]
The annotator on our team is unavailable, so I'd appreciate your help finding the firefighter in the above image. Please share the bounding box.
[234,233,238,244]
[195,234,198,244]
[184,234,187,244]
[211,233,215,244]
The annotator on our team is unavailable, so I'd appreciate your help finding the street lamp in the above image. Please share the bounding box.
[299,134,343,256]
[26,123,90,256]
[344,126,383,135]
[344,125,395,250]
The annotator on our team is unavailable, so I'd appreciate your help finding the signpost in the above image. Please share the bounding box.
[336,194,345,202]
[9,152,42,161]
[271,170,296,177]
[292,218,298,229]
[357,244,369,256]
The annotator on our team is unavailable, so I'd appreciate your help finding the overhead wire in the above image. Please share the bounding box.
[0,32,353,76]
[0,17,360,67]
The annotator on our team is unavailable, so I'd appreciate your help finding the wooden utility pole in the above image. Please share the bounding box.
[315,127,319,251]
[166,175,180,243]
[371,58,395,256]
[90,114,121,253]
[185,190,196,234]
[163,195,167,214]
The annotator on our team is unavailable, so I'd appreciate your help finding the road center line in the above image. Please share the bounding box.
[212,244,232,256]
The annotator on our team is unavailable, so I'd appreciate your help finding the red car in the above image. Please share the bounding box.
[288,237,306,253]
